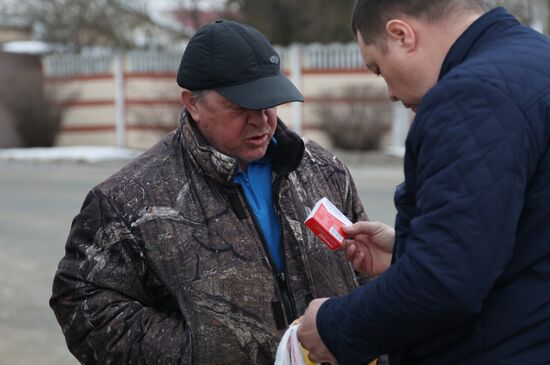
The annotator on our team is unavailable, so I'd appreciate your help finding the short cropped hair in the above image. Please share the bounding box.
[191,90,209,103]
[351,0,485,46]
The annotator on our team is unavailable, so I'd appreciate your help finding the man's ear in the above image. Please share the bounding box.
[385,19,416,51]
[181,89,201,121]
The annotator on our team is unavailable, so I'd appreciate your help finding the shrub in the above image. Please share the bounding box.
[5,81,64,147]
[316,85,392,150]
[0,53,64,147]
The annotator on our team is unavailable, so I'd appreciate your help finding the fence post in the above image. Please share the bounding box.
[114,53,126,148]
[288,44,303,134]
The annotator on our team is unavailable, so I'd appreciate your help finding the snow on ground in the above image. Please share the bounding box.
[0,145,403,164]
[0,146,143,163]
[1,41,52,55]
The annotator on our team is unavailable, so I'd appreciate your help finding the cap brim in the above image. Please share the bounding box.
[215,73,304,110]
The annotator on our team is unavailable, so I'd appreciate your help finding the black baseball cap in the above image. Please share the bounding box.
[177,20,304,110]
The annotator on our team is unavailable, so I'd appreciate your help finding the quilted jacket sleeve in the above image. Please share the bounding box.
[50,189,191,364]
[316,77,531,364]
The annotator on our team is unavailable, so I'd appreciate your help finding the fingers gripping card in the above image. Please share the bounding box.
[305,197,352,251]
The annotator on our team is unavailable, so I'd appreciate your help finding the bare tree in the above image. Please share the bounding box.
[167,0,239,35]
[5,0,184,52]
[174,0,210,32]
[223,0,356,45]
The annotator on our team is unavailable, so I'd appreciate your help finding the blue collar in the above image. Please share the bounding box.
[439,7,519,81]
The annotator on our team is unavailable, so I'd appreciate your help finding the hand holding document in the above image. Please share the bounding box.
[305,197,352,251]
[341,221,395,276]
[305,197,395,276]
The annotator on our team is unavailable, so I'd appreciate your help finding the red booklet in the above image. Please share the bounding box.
[305,197,352,251]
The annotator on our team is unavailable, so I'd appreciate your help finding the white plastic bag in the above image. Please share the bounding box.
[274,322,317,365]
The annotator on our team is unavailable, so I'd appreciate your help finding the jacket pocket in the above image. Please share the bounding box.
[176,258,282,364]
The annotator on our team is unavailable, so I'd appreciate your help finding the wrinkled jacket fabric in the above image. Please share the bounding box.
[50,113,366,364]
[318,8,550,365]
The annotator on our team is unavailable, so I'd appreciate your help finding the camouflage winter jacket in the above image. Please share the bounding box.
[50,114,367,364]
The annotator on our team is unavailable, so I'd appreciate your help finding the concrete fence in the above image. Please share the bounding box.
[43,43,412,151]
[43,43,366,76]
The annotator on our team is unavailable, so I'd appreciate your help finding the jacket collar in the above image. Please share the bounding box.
[179,112,304,185]
[439,7,519,80]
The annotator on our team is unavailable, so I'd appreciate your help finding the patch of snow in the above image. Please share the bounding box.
[0,146,142,163]
[1,41,51,55]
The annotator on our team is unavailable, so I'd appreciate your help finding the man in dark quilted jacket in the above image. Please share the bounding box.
[50,20,367,364]
[299,1,550,364]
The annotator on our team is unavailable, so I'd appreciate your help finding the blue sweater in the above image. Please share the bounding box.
[318,8,550,365]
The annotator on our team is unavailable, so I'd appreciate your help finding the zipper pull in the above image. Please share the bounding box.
[277,272,287,289]
[277,271,297,324]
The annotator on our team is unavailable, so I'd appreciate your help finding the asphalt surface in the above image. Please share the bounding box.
[0,152,403,365]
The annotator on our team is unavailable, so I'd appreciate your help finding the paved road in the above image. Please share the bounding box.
[0,154,403,365]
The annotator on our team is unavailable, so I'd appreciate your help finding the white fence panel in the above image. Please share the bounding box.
[43,43,367,77]
[43,54,113,76]
[127,50,182,73]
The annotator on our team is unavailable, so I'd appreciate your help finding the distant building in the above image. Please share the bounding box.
[0,22,32,44]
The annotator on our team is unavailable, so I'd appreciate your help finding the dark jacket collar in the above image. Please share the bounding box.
[439,7,519,80]
[270,119,305,176]
[178,112,304,185]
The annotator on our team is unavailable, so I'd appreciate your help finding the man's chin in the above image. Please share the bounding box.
[241,149,268,164]
[403,103,418,113]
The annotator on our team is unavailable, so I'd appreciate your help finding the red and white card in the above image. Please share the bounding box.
[305,197,352,251]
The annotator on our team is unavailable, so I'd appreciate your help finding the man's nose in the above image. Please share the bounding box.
[247,109,269,125]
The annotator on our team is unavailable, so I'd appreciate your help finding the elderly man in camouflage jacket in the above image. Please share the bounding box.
[50,20,367,364]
